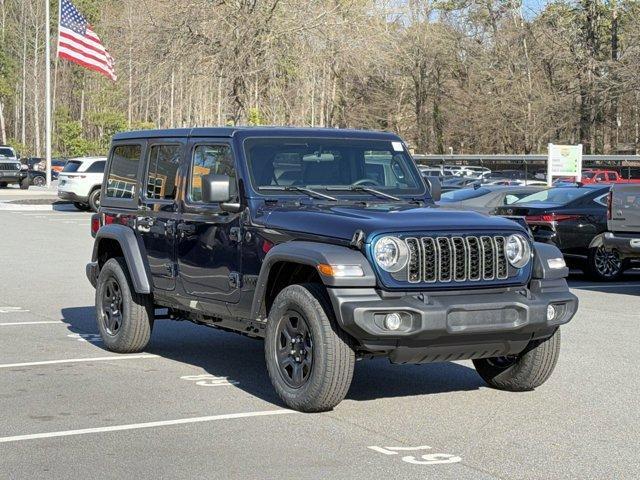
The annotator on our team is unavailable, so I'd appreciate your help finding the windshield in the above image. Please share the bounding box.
[244,137,424,196]
[514,187,593,205]
[440,187,490,202]
[0,147,15,157]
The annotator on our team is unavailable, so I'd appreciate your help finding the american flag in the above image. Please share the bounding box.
[57,0,117,81]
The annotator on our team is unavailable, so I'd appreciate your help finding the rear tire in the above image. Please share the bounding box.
[88,188,101,212]
[473,328,561,391]
[0,182,6,188]
[19,178,30,190]
[265,283,355,412]
[32,175,46,187]
[585,246,624,281]
[95,257,154,353]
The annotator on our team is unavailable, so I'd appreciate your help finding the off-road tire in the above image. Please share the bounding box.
[95,257,154,353]
[473,328,561,391]
[88,188,101,212]
[585,246,624,281]
[19,178,30,190]
[265,283,355,412]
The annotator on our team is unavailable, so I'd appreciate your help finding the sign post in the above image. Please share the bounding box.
[547,144,582,186]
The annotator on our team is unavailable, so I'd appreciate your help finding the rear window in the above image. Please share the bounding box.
[85,161,106,173]
[440,187,490,202]
[145,145,181,200]
[514,187,593,205]
[62,161,82,173]
[106,145,141,199]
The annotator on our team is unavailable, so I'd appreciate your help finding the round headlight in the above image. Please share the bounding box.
[505,234,531,269]
[373,236,409,272]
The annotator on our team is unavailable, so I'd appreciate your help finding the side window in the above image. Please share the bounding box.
[145,145,181,200]
[607,172,616,181]
[106,145,141,199]
[504,194,519,205]
[595,173,606,182]
[85,161,106,173]
[190,145,235,203]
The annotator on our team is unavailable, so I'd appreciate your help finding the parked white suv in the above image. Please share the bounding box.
[57,157,107,211]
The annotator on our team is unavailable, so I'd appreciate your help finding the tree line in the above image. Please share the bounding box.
[1,0,640,158]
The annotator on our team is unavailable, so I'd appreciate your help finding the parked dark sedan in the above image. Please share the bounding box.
[495,185,625,280]
[439,185,544,214]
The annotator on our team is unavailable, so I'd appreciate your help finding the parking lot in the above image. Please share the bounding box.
[1,204,639,480]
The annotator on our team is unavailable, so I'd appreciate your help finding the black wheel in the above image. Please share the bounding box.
[95,257,154,353]
[0,183,6,188]
[586,246,624,281]
[19,177,30,189]
[73,202,90,211]
[32,175,46,187]
[265,283,355,412]
[88,188,101,212]
[473,328,561,391]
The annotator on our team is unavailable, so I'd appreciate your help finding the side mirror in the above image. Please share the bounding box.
[425,176,441,202]
[201,174,241,212]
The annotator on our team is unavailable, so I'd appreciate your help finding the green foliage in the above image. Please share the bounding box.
[55,108,96,157]
[247,108,264,126]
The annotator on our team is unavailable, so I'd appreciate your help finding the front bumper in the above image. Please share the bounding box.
[604,232,640,259]
[327,279,577,364]
[0,171,27,183]
[58,190,89,203]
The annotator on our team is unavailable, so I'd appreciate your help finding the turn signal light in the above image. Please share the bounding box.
[317,264,364,277]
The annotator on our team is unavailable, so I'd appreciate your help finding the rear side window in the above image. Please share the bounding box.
[85,161,106,173]
[106,145,141,199]
[190,145,235,203]
[62,161,82,173]
[145,145,181,200]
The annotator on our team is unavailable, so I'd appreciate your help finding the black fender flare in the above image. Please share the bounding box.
[250,241,376,320]
[91,224,152,294]
[532,241,569,280]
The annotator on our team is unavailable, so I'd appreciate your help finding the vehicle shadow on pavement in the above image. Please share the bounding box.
[62,306,483,407]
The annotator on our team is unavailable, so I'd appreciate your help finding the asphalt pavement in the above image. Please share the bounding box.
[0,206,638,479]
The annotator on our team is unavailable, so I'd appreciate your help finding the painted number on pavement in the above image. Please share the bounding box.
[368,445,461,466]
[67,333,103,343]
[180,374,239,387]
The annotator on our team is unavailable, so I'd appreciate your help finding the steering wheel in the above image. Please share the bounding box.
[353,178,381,186]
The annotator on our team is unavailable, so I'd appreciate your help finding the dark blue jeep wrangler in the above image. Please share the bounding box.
[87,127,578,412]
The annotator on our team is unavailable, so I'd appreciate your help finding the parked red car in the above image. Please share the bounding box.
[579,169,640,184]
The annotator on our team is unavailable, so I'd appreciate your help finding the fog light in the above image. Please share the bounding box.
[384,313,402,331]
[547,304,556,321]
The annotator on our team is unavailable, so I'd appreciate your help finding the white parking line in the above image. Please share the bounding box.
[0,410,296,444]
[0,321,68,326]
[0,354,158,369]
[571,283,640,290]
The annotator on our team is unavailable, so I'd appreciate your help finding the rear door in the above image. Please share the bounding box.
[609,184,640,233]
[137,140,185,291]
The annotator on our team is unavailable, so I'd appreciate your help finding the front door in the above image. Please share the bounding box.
[176,141,241,303]
[137,141,184,291]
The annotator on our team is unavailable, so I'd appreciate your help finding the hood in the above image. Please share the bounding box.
[257,202,525,241]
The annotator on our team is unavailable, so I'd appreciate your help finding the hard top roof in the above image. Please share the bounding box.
[112,126,400,141]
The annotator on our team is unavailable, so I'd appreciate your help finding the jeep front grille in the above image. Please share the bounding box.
[0,163,19,171]
[404,235,509,283]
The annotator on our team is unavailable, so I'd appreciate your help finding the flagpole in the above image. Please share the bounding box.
[45,0,52,188]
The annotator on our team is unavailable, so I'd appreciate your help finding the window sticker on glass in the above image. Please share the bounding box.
[391,141,404,152]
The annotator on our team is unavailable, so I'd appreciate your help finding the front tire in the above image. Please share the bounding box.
[265,283,355,412]
[95,257,154,353]
[586,246,624,281]
[32,175,46,187]
[19,178,30,190]
[473,329,561,391]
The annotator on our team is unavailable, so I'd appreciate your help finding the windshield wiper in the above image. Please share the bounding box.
[327,185,401,201]
[259,186,338,201]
